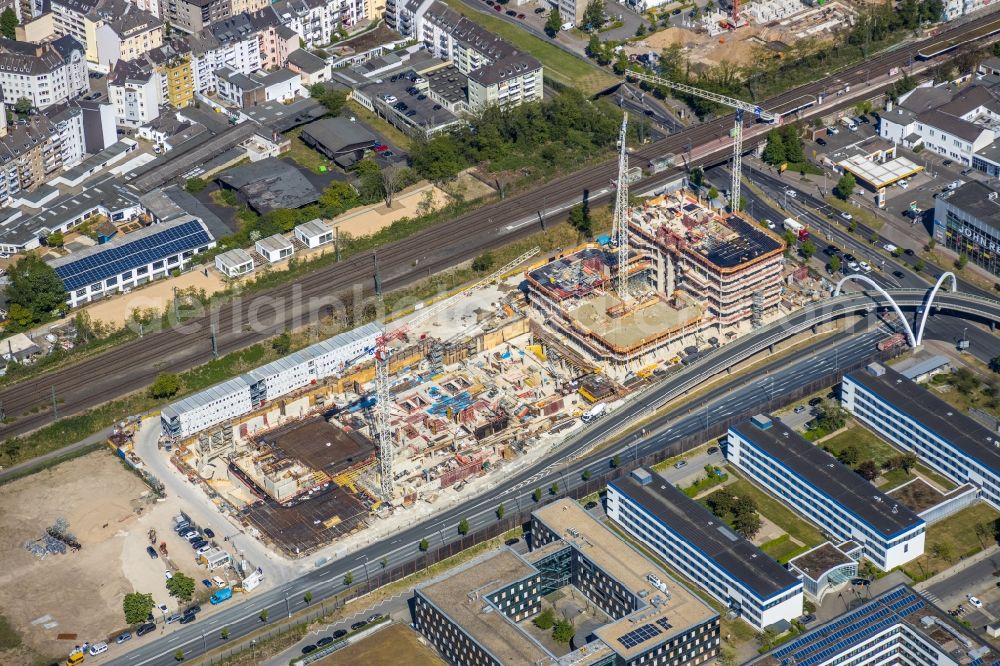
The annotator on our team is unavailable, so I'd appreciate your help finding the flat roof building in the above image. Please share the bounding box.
[607,468,803,630]
[786,542,859,601]
[215,158,319,214]
[294,218,333,248]
[215,247,254,278]
[727,415,925,570]
[750,584,996,666]
[413,498,720,666]
[255,233,293,263]
[933,181,1000,277]
[843,363,1000,512]
[298,117,377,169]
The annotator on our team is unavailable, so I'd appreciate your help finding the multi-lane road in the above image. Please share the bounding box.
[5,11,1000,442]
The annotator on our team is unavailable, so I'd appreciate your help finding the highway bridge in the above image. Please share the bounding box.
[108,281,1000,666]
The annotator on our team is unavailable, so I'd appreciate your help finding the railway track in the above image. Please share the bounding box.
[1,12,998,440]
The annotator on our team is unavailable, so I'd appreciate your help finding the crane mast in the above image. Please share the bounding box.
[624,71,776,212]
[613,112,630,302]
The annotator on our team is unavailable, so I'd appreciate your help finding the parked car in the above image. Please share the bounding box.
[137,623,156,637]
[156,603,169,614]
[116,632,132,644]
[707,446,719,454]
[202,579,213,588]
[505,537,520,546]
[585,500,599,509]
[883,243,898,253]
[181,530,197,540]
[800,613,817,624]
[534,6,545,12]
[808,397,823,406]
[146,546,158,559]
[302,645,318,654]
[506,9,516,15]
[165,613,183,624]
[164,570,174,579]
[943,159,953,166]
[191,539,208,550]
[203,528,215,538]
[186,605,201,616]
[333,629,348,639]
[517,12,525,18]
[381,94,397,104]
[367,614,383,624]
[968,595,983,608]
[673,460,687,469]
[816,137,827,146]
[179,613,196,624]
[794,405,807,414]
[197,545,212,556]
[317,636,335,647]
[351,621,367,631]
[898,179,908,189]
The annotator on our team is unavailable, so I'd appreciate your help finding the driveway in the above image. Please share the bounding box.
[655,443,725,486]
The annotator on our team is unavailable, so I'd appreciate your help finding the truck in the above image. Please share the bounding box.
[783,218,809,241]
[210,588,233,605]
[581,403,608,424]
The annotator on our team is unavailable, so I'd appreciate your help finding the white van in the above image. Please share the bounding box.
[561,21,574,30]
[88,642,109,656]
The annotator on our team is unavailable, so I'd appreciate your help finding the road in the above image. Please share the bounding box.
[925,548,1000,608]
[4,11,1000,442]
[109,311,1000,666]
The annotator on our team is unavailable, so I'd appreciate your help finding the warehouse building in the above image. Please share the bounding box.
[750,585,995,666]
[160,322,380,438]
[607,468,804,630]
[413,498,719,666]
[843,363,1000,511]
[726,415,925,570]
[50,218,216,307]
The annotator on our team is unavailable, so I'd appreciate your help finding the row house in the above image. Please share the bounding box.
[0,36,88,110]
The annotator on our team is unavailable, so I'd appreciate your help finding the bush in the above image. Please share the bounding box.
[534,607,556,630]
[552,618,575,643]
[149,372,181,399]
[185,177,208,193]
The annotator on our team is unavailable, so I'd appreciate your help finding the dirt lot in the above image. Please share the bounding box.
[0,451,216,664]
[317,623,444,665]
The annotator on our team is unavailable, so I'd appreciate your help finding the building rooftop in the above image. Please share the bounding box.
[216,157,319,213]
[468,54,541,87]
[256,233,293,254]
[897,354,950,380]
[787,542,854,581]
[241,97,325,132]
[299,116,376,153]
[286,48,327,74]
[139,185,232,239]
[295,218,330,238]
[609,472,802,601]
[534,499,718,661]
[940,180,1000,226]
[750,585,995,666]
[916,108,986,143]
[253,415,374,477]
[847,363,1000,482]
[215,247,253,268]
[731,416,925,539]
[837,154,923,189]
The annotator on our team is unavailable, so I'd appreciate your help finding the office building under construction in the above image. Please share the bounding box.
[525,192,786,365]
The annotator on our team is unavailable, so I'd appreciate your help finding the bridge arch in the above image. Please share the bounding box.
[833,274,917,347]
[915,272,958,346]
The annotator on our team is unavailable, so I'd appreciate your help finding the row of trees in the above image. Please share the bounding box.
[705,489,762,540]
[762,125,805,167]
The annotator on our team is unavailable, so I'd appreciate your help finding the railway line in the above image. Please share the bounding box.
[2,11,999,440]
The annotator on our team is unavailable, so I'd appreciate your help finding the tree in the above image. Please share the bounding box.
[635,22,646,37]
[899,452,917,473]
[343,571,354,586]
[303,591,312,604]
[308,83,347,116]
[854,100,874,116]
[800,240,817,260]
[533,487,543,502]
[582,469,592,481]
[545,8,562,36]
[319,180,359,214]
[271,331,292,355]
[834,173,855,200]
[13,97,31,116]
[185,177,208,194]
[166,572,196,601]
[496,503,505,520]
[829,255,842,273]
[926,238,937,251]
[957,253,969,270]
[583,0,606,29]
[411,136,465,182]
[782,125,804,164]
[259,609,269,622]
[762,130,786,166]
[419,538,429,551]
[991,356,1000,374]
[46,231,64,248]
[929,541,952,562]
[914,259,925,272]
[707,186,719,202]
[123,592,155,625]
[732,510,762,540]
[458,518,470,535]
[611,454,621,468]
[856,460,880,481]
[567,203,592,236]
[974,521,993,548]
[689,168,704,188]
[550,482,559,495]
[552,618,575,643]
[837,444,860,466]
[4,254,68,326]
[534,607,556,630]
[472,252,494,272]
[380,164,407,207]
[174,649,185,662]
[0,8,17,40]
[354,158,384,203]
[221,627,230,640]
[149,372,181,399]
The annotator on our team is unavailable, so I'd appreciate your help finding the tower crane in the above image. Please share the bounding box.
[613,112,630,302]
[625,71,777,212]
[371,246,540,501]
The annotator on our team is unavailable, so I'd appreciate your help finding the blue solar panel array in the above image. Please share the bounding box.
[771,588,924,665]
[617,623,662,649]
[54,220,212,291]
[656,617,673,632]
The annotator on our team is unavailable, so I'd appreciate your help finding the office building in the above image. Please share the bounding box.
[413,498,720,666]
[607,468,804,630]
[933,181,1000,276]
[727,415,925,570]
[750,585,995,666]
[843,363,1000,511]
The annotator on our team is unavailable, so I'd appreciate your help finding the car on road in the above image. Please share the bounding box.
[816,137,827,146]
[784,189,797,198]
[673,460,687,469]
[893,270,905,278]
[505,537,520,546]
[847,261,860,271]
[968,595,983,608]
[351,621,367,631]
[859,261,872,272]
[116,632,132,644]
[137,623,156,637]
[762,219,775,230]
[146,545,158,559]
[824,244,839,256]
[333,629,347,639]
[203,528,215,538]
[302,645,318,654]
[794,405,807,414]
[317,636,335,647]
[840,212,853,221]
[904,248,915,256]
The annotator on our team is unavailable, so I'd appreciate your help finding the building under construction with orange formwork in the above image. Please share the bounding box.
[524,193,786,366]
[229,415,376,505]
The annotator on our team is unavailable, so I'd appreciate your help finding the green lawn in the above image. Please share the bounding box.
[283,127,332,173]
[345,100,414,151]
[900,503,1000,582]
[761,535,810,564]
[820,426,901,469]
[442,0,618,94]
[719,472,825,549]
[915,463,957,492]
[877,468,912,490]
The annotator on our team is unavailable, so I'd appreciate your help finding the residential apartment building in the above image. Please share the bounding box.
[727,415,926,570]
[751,585,992,666]
[842,363,1000,511]
[607,468,804,631]
[413,498,720,666]
[91,0,164,70]
[933,181,1000,276]
[0,114,87,204]
[879,83,1000,172]
[467,56,541,110]
[941,0,989,21]
[273,0,355,48]
[249,7,299,71]
[108,57,161,127]
[161,0,231,35]
[188,13,263,93]
[147,43,195,109]
[0,36,88,110]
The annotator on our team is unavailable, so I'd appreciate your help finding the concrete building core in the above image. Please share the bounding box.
[525,192,786,365]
